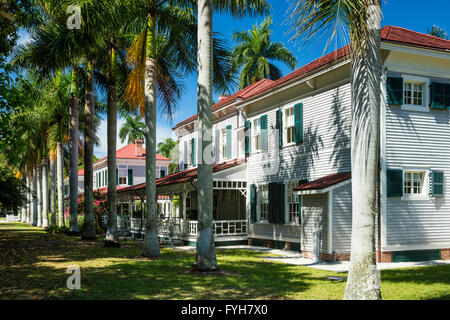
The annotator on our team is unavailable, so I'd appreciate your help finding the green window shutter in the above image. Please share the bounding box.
[250,184,257,223]
[431,171,444,197]
[128,169,133,185]
[386,77,403,105]
[226,125,232,159]
[191,138,196,166]
[106,169,108,186]
[268,183,285,224]
[260,115,268,151]
[276,110,283,148]
[387,169,403,197]
[298,194,302,225]
[116,168,118,185]
[294,103,303,144]
[245,120,251,155]
[430,82,450,110]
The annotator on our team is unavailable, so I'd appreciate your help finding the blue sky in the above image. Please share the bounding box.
[13,0,450,158]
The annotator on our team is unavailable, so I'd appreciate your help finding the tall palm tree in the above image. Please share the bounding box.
[194,0,270,271]
[230,16,297,89]
[124,1,234,258]
[288,0,382,299]
[119,114,145,144]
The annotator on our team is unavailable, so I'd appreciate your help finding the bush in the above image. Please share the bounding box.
[44,225,69,234]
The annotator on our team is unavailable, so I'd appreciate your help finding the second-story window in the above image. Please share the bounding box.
[404,82,424,107]
[284,107,295,144]
[221,128,227,159]
[253,119,261,151]
[118,168,127,185]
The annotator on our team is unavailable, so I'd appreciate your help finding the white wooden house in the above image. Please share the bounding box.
[118,26,450,262]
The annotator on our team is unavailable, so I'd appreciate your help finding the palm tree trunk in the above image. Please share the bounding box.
[57,141,65,227]
[32,164,38,226]
[142,14,160,258]
[344,1,382,300]
[82,60,97,240]
[26,173,31,224]
[195,0,217,271]
[41,157,49,228]
[68,70,80,234]
[36,160,42,227]
[49,156,57,226]
[105,47,119,245]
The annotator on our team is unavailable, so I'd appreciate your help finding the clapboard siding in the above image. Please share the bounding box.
[385,102,450,248]
[178,114,240,169]
[248,223,301,242]
[332,183,352,253]
[301,193,328,252]
[247,82,351,185]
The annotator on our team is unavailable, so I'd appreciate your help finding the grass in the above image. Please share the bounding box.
[1,222,449,300]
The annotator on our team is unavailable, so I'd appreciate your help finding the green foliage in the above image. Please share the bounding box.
[44,225,69,234]
[0,165,29,210]
[119,114,145,144]
[230,17,297,89]
[427,25,448,40]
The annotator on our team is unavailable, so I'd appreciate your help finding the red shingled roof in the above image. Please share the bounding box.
[173,26,450,130]
[117,158,246,193]
[93,142,170,167]
[173,79,275,129]
[381,25,450,52]
[294,172,351,192]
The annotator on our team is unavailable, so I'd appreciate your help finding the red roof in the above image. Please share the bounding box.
[78,168,84,176]
[173,26,450,130]
[93,142,170,167]
[381,25,450,52]
[294,172,351,192]
[173,79,275,129]
[117,158,246,193]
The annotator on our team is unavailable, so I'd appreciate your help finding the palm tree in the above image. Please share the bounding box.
[427,25,448,39]
[157,138,177,158]
[124,1,234,258]
[230,16,297,89]
[288,0,382,299]
[195,0,270,271]
[119,115,146,144]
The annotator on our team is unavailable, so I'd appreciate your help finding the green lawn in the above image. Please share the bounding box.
[1,222,449,300]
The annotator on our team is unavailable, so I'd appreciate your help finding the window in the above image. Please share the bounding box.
[401,75,430,112]
[284,107,295,144]
[287,183,300,224]
[259,184,268,222]
[160,169,166,178]
[118,168,127,185]
[404,82,424,106]
[253,119,261,151]
[221,128,227,159]
[403,170,426,198]
[213,192,218,220]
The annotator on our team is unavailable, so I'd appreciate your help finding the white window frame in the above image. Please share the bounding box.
[258,184,269,223]
[401,168,430,201]
[118,167,127,185]
[287,182,300,225]
[401,75,430,112]
[252,118,261,153]
[220,127,227,160]
[283,107,296,146]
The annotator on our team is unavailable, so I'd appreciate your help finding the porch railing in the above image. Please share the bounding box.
[100,215,247,239]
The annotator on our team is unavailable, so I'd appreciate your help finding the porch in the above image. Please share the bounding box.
[113,159,249,246]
